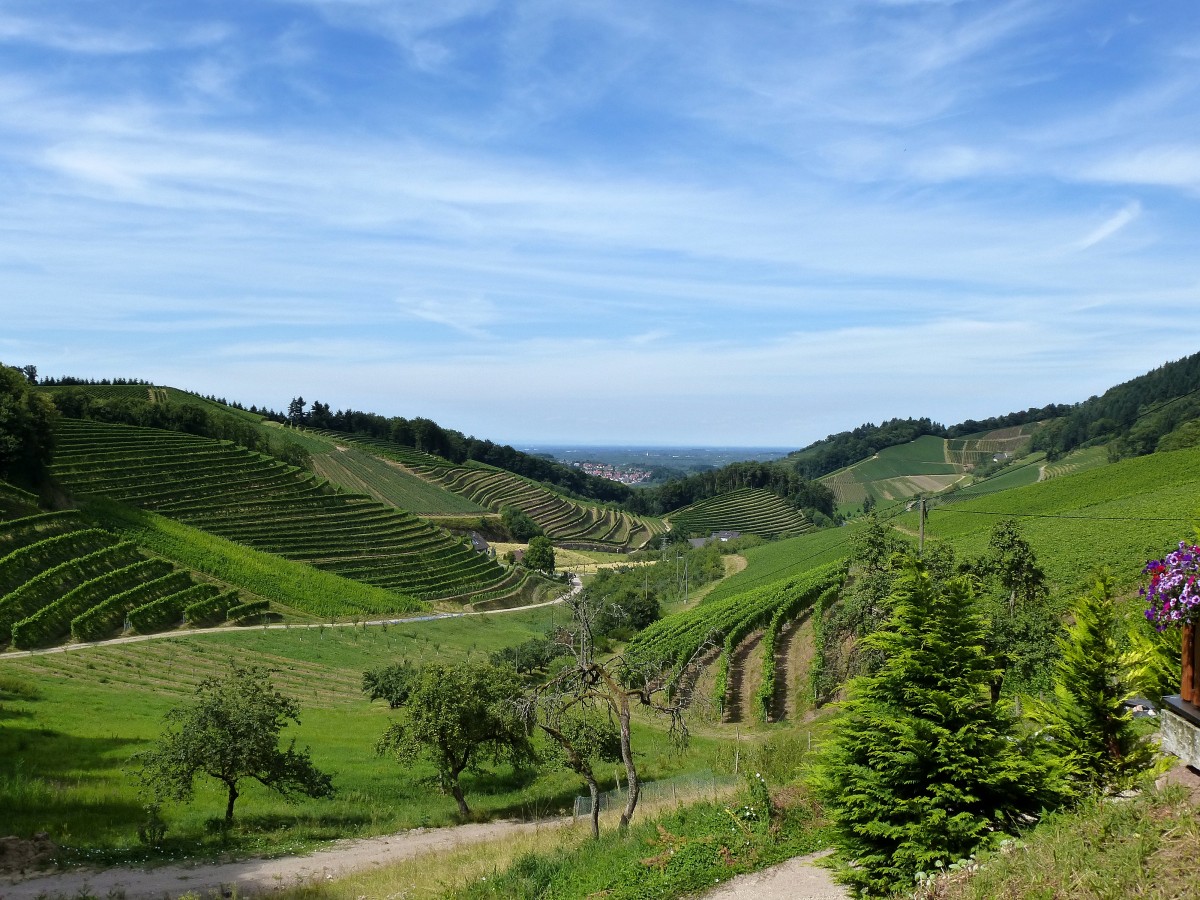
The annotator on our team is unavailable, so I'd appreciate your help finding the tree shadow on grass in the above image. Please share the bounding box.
[488,783,584,821]
[0,731,147,845]
[466,765,539,796]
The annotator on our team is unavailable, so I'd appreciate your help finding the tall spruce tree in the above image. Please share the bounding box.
[1029,572,1155,794]
[814,556,1064,897]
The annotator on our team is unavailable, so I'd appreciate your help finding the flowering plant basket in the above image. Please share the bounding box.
[1142,541,1200,630]
[1143,540,1200,703]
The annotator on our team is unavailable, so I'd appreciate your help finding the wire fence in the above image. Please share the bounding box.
[572,769,740,821]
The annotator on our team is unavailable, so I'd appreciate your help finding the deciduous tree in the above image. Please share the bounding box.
[0,363,57,485]
[135,663,334,826]
[524,535,556,572]
[370,661,535,817]
[528,588,707,831]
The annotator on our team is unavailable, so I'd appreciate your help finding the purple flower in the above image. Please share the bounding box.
[1142,541,1200,630]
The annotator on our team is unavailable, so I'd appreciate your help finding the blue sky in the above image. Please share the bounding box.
[3,1,1200,447]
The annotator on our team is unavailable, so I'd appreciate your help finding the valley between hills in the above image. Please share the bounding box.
[3,353,1200,899]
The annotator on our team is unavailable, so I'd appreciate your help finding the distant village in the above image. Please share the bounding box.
[569,460,653,485]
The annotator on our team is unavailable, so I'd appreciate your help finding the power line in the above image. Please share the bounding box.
[930,508,1194,523]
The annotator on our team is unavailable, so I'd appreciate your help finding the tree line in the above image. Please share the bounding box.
[287,397,633,504]
[627,459,836,520]
[287,397,836,519]
[1031,350,1200,460]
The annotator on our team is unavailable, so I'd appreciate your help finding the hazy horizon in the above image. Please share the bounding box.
[5,2,1200,445]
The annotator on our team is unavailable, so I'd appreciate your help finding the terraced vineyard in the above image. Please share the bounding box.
[0,499,241,649]
[666,488,812,539]
[944,424,1038,467]
[627,560,845,712]
[49,419,513,603]
[1040,445,1109,481]
[0,481,40,517]
[365,459,664,551]
[311,444,485,515]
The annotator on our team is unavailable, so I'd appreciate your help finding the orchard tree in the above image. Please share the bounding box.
[524,535,556,572]
[973,519,1056,700]
[370,660,535,817]
[135,663,334,826]
[528,703,621,838]
[529,587,710,831]
[814,557,1066,896]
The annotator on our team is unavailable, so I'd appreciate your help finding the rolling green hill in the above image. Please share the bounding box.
[394,460,665,550]
[48,418,515,602]
[309,431,665,549]
[821,434,967,512]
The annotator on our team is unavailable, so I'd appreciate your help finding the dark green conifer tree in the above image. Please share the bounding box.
[814,556,1064,897]
[1028,572,1155,794]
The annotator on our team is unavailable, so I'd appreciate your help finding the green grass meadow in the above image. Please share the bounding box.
[0,608,725,862]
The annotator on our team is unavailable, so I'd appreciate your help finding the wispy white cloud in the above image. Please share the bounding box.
[1072,201,1142,251]
[4,1,1200,443]
[1082,147,1200,193]
[0,11,229,55]
[399,294,499,338]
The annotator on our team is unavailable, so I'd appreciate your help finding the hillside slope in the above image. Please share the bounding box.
[49,419,516,602]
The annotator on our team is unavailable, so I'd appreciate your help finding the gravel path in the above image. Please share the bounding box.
[0,577,582,662]
[697,849,847,900]
[1,819,570,899]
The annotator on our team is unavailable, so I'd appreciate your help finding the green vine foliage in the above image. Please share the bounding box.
[814,556,1067,897]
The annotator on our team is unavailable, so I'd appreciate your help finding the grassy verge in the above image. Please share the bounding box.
[260,777,828,900]
[925,784,1200,899]
[447,779,828,899]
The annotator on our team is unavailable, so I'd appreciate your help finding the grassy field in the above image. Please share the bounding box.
[490,543,635,576]
[931,783,1198,899]
[916,446,1200,596]
[0,608,725,862]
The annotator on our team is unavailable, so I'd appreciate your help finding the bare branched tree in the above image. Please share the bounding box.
[521,588,715,832]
